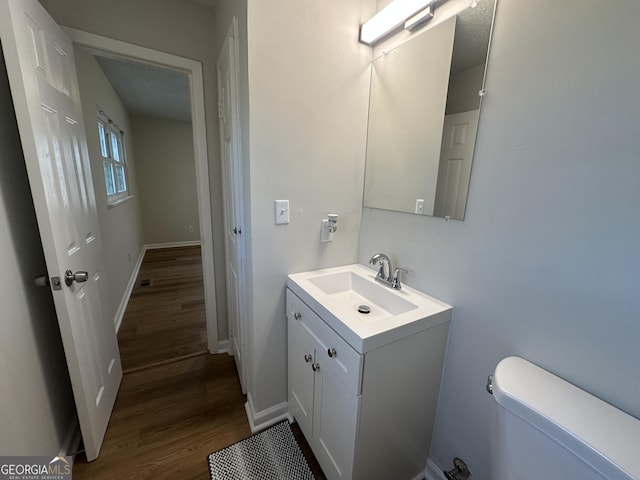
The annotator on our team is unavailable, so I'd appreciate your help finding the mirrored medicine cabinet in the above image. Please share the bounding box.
[363,0,497,220]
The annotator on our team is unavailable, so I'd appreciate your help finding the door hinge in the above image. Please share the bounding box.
[218,101,224,120]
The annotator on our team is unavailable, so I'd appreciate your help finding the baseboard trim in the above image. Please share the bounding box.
[114,247,145,333]
[244,393,289,434]
[145,240,202,250]
[425,458,448,480]
[216,339,231,354]
[58,415,82,459]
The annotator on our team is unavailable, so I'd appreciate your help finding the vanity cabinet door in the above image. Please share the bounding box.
[287,288,361,480]
[313,362,359,480]
[287,314,316,440]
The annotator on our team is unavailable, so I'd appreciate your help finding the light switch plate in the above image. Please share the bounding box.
[415,199,425,214]
[275,200,289,224]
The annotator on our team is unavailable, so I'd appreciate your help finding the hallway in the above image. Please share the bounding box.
[72,246,248,478]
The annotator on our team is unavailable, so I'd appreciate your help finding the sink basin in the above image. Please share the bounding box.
[287,264,452,353]
[307,270,418,323]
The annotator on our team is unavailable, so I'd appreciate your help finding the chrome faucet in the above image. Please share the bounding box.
[368,253,407,290]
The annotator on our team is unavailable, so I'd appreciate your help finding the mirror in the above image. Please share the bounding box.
[363,0,497,220]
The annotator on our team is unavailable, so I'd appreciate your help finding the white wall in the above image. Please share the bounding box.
[358,0,640,476]
[0,52,76,455]
[39,0,229,338]
[130,115,199,245]
[74,46,145,324]
[246,0,375,414]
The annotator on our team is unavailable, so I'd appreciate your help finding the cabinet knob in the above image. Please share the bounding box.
[327,348,337,358]
[312,363,320,372]
[293,312,302,320]
[304,354,313,363]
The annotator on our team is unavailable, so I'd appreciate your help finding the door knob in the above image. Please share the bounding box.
[64,269,89,287]
[293,312,302,320]
[304,354,312,363]
[312,363,320,372]
[327,348,337,358]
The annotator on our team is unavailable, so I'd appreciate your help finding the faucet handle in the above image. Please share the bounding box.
[391,267,407,290]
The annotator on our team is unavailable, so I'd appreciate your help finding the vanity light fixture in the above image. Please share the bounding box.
[360,0,436,45]
[404,5,434,32]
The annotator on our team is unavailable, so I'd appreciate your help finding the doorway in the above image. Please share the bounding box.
[67,30,220,352]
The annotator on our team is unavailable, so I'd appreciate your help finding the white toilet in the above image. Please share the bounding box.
[490,356,640,480]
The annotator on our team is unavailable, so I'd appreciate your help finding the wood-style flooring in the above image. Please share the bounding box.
[72,246,325,479]
[72,354,250,479]
[117,246,208,373]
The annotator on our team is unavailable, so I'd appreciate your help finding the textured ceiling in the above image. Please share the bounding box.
[450,0,495,74]
[90,0,492,122]
[95,55,191,123]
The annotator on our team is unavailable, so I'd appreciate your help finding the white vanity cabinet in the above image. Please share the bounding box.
[288,289,362,479]
[287,288,451,480]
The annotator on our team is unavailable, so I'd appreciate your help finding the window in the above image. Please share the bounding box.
[98,110,129,204]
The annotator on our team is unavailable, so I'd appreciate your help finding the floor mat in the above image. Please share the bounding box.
[208,421,315,480]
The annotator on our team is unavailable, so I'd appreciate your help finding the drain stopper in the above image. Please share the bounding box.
[357,305,371,314]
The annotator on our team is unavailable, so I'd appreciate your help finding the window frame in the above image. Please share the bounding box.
[98,110,130,205]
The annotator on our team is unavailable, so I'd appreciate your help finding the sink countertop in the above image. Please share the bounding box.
[286,263,452,353]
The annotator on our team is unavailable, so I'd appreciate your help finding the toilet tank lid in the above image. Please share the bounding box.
[493,356,640,480]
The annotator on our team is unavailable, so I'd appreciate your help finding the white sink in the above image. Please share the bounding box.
[287,264,452,353]
[307,270,418,323]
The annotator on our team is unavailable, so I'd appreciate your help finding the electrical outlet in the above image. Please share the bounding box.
[188,225,194,233]
[415,199,425,214]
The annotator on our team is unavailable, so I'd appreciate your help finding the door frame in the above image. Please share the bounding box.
[66,28,220,351]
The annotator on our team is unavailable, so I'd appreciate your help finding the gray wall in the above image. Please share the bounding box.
[446,63,483,115]
[0,51,75,455]
[245,0,374,413]
[39,0,228,339]
[358,0,640,476]
[130,115,199,245]
[74,46,145,325]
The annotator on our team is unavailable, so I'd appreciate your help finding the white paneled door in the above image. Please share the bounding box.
[0,0,122,460]
[217,17,246,393]
[434,109,479,220]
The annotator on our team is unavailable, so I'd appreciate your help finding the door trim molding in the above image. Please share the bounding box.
[64,28,219,352]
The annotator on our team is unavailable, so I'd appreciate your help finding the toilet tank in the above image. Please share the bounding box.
[491,356,640,480]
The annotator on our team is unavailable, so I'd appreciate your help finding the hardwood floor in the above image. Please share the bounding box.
[72,246,326,479]
[118,246,208,373]
[73,354,249,479]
